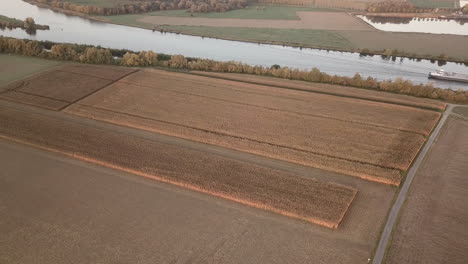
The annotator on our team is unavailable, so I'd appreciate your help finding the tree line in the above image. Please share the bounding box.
[1,36,467,104]
[367,0,438,13]
[28,0,248,15]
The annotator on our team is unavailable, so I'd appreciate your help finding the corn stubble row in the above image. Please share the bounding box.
[67,70,442,185]
[0,106,357,229]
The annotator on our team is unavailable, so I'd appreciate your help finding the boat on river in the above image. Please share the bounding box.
[428,69,468,83]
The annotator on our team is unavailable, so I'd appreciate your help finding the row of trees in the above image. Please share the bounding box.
[1,36,467,104]
[29,0,248,15]
[367,0,435,13]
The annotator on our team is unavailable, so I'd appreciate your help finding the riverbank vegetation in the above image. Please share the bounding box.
[1,36,467,104]
[27,0,249,15]
[367,0,457,12]
[132,4,335,19]
[0,16,49,32]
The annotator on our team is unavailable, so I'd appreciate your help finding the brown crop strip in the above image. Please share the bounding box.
[0,105,357,229]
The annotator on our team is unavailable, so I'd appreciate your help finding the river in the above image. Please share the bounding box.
[1,0,468,90]
[358,15,468,36]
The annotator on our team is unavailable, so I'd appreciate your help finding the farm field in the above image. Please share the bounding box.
[161,26,354,49]
[0,60,431,262]
[136,12,371,30]
[385,116,468,264]
[0,103,358,229]
[0,63,136,110]
[0,131,395,264]
[145,4,345,19]
[453,106,468,118]
[0,54,61,87]
[192,71,447,111]
[96,4,345,26]
[64,68,441,185]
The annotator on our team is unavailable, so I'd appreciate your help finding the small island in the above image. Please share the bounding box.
[0,15,49,33]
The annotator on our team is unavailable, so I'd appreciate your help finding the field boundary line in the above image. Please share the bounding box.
[59,68,139,111]
[371,104,454,264]
[120,78,430,136]
[188,72,445,112]
[11,90,71,103]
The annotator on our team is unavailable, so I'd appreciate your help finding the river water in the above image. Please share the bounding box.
[358,15,468,36]
[1,0,468,90]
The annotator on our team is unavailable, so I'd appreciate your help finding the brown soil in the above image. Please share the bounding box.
[137,12,372,30]
[65,69,438,185]
[193,71,446,111]
[0,65,136,110]
[386,116,468,263]
[0,104,357,229]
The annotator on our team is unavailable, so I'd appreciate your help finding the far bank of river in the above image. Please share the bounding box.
[1,0,468,90]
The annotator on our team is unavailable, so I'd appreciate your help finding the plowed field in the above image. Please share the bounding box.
[0,64,136,110]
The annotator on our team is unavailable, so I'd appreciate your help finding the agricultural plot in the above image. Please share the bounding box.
[0,64,136,110]
[65,69,441,185]
[137,12,371,30]
[385,116,468,263]
[193,71,447,111]
[453,106,468,118]
[0,105,357,229]
[0,54,61,87]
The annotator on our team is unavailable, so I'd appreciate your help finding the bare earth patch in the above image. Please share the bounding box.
[65,69,439,185]
[386,116,468,264]
[137,12,372,30]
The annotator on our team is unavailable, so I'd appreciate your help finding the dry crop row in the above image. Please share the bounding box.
[63,69,440,185]
[0,105,358,229]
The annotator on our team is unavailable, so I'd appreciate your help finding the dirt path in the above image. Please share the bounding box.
[384,114,468,264]
[138,12,373,31]
[371,104,454,264]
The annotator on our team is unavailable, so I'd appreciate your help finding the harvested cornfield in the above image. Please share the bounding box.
[192,71,447,111]
[0,105,357,229]
[0,64,136,110]
[65,69,440,185]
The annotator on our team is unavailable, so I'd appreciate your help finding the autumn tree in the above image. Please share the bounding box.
[462,4,468,14]
[50,44,78,61]
[23,17,36,29]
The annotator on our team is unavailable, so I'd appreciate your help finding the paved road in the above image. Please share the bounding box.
[371,104,455,264]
